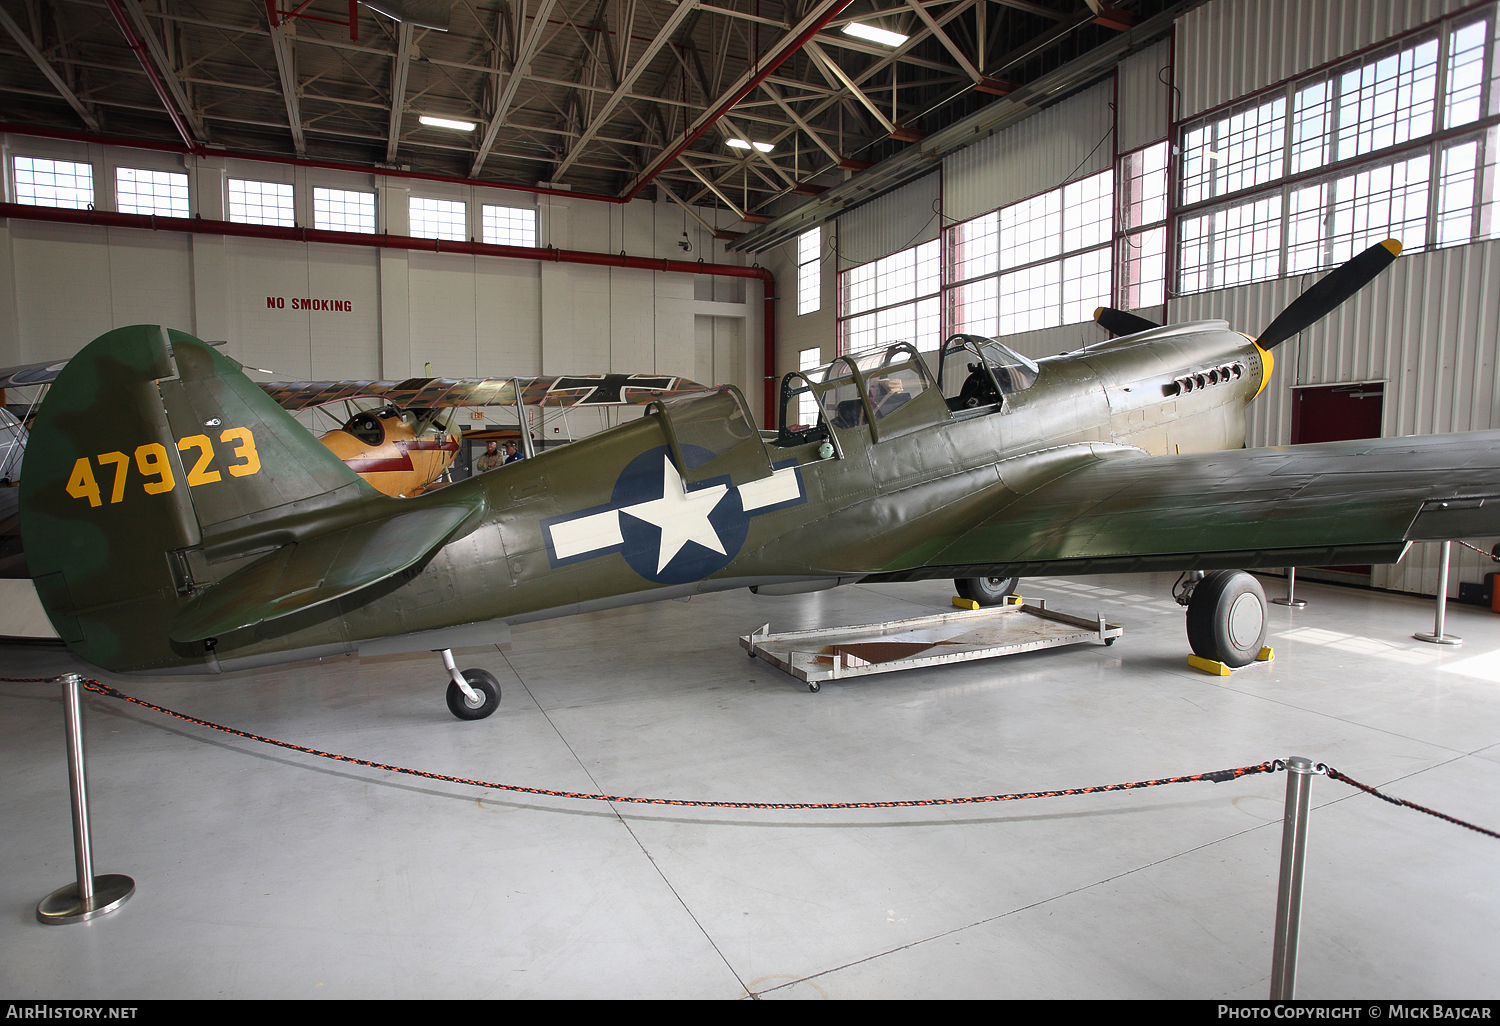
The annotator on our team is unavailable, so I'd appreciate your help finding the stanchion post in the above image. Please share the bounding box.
[36,674,135,925]
[1270,756,1315,999]
[1272,567,1307,608]
[1414,541,1462,646]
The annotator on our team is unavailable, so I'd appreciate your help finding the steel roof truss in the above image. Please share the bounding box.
[0,5,99,130]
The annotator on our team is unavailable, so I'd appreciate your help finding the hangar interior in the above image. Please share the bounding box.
[1,0,1499,1000]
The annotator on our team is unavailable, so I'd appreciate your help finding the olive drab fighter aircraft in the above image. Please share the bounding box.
[19,240,1500,720]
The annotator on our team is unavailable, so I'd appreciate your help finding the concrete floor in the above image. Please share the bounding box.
[1,572,1497,999]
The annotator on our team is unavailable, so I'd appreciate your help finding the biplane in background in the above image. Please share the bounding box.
[19,240,1500,721]
[260,372,710,497]
[1,355,707,551]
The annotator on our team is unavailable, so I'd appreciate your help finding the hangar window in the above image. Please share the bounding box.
[116,167,188,217]
[1118,142,1169,310]
[1178,194,1284,293]
[229,179,294,226]
[944,169,1113,337]
[1285,153,1433,273]
[13,156,93,209]
[1176,9,1500,295]
[1180,95,1288,206]
[796,347,821,429]
[837,239,940,353]
[482,205,535,247]
[797,227,821,315]
[314,188,375,233]
[410,197,467,241]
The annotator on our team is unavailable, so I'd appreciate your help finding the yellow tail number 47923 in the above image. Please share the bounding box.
[65,428,261,506]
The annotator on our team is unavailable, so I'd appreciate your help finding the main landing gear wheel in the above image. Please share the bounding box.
[955,576,1020,606]
[1185,570,1267,668]
[445,668,501,720]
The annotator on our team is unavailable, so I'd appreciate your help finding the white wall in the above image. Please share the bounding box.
[0,132,763,433]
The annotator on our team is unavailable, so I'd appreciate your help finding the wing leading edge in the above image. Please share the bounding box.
[869,432,1500,582]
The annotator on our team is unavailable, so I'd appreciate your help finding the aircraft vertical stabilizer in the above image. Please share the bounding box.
[17,325,476,671]
[20,325,202,665]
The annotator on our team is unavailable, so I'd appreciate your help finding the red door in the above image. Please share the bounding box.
[1291,383,1385,578]
[1291,382,1384,445]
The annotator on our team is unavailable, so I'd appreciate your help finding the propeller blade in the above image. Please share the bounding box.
[1094,307,1161,336]
[1256,239,1402,350]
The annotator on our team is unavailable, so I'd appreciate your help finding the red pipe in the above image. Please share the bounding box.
[622,0,855,201]
[0,202,781,424]
[103,0,200,155]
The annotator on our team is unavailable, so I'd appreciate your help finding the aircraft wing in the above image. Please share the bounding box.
[0,341,227,392]
[887,432,1500,580]
[260,374,710,412]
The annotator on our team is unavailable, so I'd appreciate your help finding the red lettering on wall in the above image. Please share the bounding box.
[264,296,352,312]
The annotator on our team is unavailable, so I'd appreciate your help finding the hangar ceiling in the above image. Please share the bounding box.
[0,0,1176,230]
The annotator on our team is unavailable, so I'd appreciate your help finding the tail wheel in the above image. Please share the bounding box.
[446,668,501,720]
[954,576,1019,606]
[1185,570,1267,667]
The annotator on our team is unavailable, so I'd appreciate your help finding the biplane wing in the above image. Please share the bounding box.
[259,373,711,412]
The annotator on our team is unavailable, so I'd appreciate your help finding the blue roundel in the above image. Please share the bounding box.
[612,446,748,585]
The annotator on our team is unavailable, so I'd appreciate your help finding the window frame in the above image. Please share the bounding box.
[313,186,377,234]
[1173,7,1500,297]
[942,168,1115,338]
[115,166,190,218]
[409,196,468,242]
[12,155,94,210]
[797,227,821,316]
[228,177,295,227]
[836,238,942,355]
[482,203,537,247]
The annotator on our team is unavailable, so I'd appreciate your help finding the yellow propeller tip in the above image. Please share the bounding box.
[1381,239,1402,256]
[1093,306,1105,321]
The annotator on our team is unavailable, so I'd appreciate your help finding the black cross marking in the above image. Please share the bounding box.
[549,374,678,405]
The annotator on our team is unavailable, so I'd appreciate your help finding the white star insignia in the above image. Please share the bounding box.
[619,456,730,573]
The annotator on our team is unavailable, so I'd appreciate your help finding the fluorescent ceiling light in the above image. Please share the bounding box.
[842,22,908,47]
[419,115,476,131]
[728,138,775,153]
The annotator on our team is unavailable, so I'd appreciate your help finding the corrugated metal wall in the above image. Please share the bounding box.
[1170,238,1500,594]
[834,172,941,271]
[1116,38,1173,152]
[1177,0,1474,119]
[942,80,1114,224]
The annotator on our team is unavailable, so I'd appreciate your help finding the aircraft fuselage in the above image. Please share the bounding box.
[195,321,1269,673]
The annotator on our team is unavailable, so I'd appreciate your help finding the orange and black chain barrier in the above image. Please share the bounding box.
[1453,538,1498,561]
[1,673,1497,831]
[1315,763,1500,839]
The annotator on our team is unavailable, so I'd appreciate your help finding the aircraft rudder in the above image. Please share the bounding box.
[19,325,206,669]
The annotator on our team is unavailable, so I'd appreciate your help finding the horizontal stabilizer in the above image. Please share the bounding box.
[169,495,483,642]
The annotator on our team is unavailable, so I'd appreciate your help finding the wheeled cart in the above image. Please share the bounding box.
[741,599,1123,691]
